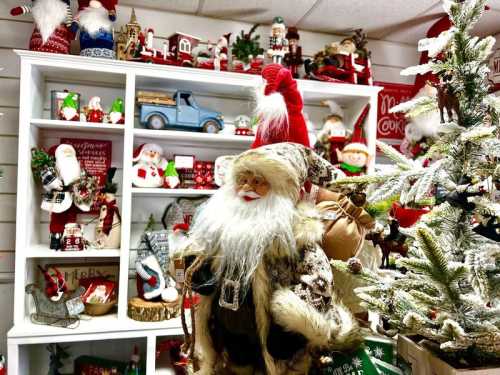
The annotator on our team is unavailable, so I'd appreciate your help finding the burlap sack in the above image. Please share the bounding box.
[317,193,375,261]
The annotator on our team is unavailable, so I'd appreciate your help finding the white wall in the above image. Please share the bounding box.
[0,2,418,360]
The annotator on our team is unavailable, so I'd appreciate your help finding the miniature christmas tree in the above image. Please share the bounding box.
[231,24,264,63]
[331,0,500,362]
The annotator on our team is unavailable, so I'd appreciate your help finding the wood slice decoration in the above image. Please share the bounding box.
[127,297,181,322]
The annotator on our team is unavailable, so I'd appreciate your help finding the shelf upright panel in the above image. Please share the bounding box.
[118,71,136,320]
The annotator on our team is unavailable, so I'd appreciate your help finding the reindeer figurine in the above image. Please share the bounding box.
[366,219,408,269]
[431,81,462,125]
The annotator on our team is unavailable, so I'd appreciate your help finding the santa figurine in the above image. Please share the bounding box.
[336,105,371,176]
[132,143,168,188]
[213,33,231,71]
[283,26,303,78]
[86,96,105,123]
[267,16,289,64]
[315,100,347,164]
[184,142,360,374]
[10,0,73,54]
[72,0,118,59]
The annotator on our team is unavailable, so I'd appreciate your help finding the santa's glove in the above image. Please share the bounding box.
[146,275,157,287]
[267,322,307,360]
[70,21,80,34]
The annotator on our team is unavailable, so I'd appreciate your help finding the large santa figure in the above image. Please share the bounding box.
[72,0,117,59]
[185,142,359,375]
[10,0,73,54]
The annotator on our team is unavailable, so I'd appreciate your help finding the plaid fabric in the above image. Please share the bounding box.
[43,191,67,204]
[41,167,58,188]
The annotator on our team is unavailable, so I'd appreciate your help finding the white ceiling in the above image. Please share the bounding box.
[119,0,500,44]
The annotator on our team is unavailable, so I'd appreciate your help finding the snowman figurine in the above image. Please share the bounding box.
[132,143,168,188]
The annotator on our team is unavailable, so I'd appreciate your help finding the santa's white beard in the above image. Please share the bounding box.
[32,0,68,43]
[56,153,81,186]
[78,6,112,37]
[190,183,297,292]
[254,84,289,142]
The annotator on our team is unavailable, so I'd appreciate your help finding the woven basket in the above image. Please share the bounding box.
[84,300,116,316]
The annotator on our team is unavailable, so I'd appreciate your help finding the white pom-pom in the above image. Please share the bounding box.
[161,287,179,303]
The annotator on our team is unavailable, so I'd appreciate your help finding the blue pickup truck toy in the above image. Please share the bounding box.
[138,90,224,133]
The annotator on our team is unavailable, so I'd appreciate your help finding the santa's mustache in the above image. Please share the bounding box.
[237,190,261,200]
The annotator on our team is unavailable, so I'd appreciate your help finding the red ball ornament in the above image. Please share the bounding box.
[87,109,104,123]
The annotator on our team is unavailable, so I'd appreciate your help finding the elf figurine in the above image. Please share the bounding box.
[72,0,118,59]
[86,96,105,123]
[109,97,125,124]
[132,144,168,188]
[10,0,73,54]
[95,168,121,249]
[59,92,80,121]
[267,16,289,64]
[315,100,347,164]
[284,27,303,78]
[163,161,180,189]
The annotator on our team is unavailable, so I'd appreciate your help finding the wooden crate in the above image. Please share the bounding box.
[398,335,500,375]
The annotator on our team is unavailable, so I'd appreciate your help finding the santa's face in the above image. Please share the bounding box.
[236,172,270,201]
[325,117,345,138]
[342,150,368,167]
[340,39,356,54]
[143,150,160,165]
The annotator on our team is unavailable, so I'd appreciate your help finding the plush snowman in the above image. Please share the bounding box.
[132,143,168,188]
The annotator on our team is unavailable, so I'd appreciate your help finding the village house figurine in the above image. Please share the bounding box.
[115,8,141,61]
[267,16,288,64]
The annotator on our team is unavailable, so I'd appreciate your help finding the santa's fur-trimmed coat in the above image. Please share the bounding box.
[190,203,360,375]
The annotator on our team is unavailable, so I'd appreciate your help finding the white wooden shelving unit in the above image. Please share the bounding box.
[7,50,381,374]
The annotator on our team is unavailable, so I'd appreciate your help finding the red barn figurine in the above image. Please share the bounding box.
[168,32,201,66]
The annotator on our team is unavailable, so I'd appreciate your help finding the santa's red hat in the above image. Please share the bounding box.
[78,0,117,15]
[133,143,163,162]
[252,64,310,149]
[343,104,370,155]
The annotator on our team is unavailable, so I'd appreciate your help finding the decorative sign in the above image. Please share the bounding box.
[374,82,415,150]
[60,138,112,188]
[43,262,119,291]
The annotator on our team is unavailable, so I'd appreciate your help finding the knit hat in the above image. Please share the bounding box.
[252,64,310,148]
[231,142,344,201]
[286,26,300,40]
[133,143,163,163]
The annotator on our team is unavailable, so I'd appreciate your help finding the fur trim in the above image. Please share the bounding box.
[194,295,217,374]
[270,289,361,350]
[293,202,324,249]
[231,151,300,201]
[254,84,289,142]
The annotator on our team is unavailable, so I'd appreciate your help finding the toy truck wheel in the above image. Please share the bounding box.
[202,120,221,134]
[147,115,166,130]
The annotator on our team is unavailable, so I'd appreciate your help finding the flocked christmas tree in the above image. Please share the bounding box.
[331,0,500,362]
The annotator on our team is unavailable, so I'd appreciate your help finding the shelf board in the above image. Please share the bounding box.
[31,119,126,133]
[25,245,121,258]
[8,314,186,341]
[133,128,254,149]
[132,187,216,197]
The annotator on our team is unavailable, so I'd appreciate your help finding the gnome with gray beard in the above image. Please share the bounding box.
[184,142,361,375]
[11,0,73,54]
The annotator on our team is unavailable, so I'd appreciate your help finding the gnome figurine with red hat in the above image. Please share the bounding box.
[252,63,310,149]
[72,0,118,59]
[132,143,168,188]
[10,0,73,54]
[336,105,371,176]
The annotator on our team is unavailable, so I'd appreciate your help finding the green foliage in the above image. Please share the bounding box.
[231,24,264,63]
[31,148,55,179]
